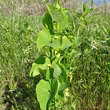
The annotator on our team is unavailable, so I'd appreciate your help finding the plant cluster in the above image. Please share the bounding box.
[29,0,81,109]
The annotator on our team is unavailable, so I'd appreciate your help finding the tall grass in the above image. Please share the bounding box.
[0,1,44,109]
[0,15,43,109]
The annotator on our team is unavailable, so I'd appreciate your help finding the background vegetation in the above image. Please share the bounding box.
[0,0,110,110]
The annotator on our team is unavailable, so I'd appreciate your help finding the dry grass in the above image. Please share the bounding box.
[0,1,46,16]
[0,0,110,16]
[94,4,110,14]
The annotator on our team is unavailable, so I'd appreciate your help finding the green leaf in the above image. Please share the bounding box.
[47,4,63,22]
[29,56,51,77]
[51,79,58,98]
[47,2,68,31]
[62,36,72,50]
[55,81,68,100]
[71,49,78,54]
[83,3,88,13]
[36,80,51,110]
[73,37,81,48]
[47,79,58,109]
[53,63,62,78]
[51,36,72,50]
[30,64,40,77]
[43,10,53,33]
[58,64,67,84]
[51,36,62,49]
[34,56,51,70]
[83,3,94,16]
[58,9,68,31]
[37,29,51,50]
[54,0,61,9]
[58,83,68,92]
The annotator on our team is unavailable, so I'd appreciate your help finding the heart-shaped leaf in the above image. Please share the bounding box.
[53,63,62,78]
[29,56,51,77]
[37,29,51,50]
[62,36,72,50]
[36,80,51,110]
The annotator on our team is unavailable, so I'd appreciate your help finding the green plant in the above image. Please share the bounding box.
[29,1,95,110]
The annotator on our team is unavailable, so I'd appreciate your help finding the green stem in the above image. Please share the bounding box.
[91,0,94,7]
